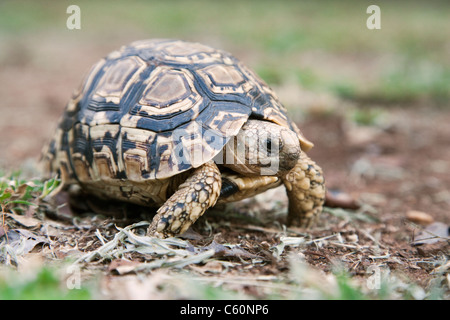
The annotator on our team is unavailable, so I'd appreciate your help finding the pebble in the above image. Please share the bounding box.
[406,210,434,225]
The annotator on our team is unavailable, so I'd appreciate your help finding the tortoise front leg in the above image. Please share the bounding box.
[148,161,222,238]
[282,152,325,228]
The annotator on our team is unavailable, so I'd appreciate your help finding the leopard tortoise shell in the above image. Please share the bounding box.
[41,39,325,238]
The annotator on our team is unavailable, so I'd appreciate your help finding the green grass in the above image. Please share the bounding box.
[1,0,449,58]
[0,171,60,212]
[0,266,91,300]
[329,58,450,105]
[367,61,450,105]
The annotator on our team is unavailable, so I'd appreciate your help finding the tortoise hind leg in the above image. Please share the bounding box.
[148,161,222,238]
[282,153,326,228]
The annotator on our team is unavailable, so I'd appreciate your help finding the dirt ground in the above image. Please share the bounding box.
[0,36,449,299]
[299,106,450,285]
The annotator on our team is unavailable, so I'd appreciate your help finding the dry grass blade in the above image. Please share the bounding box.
[75,228,126,264]
[73,221,216,270]
[271,236,306,260]
[119,230,192,256]
[271,234,345,260]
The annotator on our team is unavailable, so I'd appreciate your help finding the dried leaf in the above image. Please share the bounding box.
[413,222,449,245]
[3,229,49,256]
[7,213,41,228]
[15,183,31,198]
[109,259,141,275]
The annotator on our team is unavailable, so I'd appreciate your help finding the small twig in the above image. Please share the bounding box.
[360,229,386,249]
[229,223,282,234]
[303,250,332,262]
[368,253,391,260]
[95,229,106,246]
[328,241,361,250]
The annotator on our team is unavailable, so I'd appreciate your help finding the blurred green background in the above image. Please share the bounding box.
[1,0,449,105]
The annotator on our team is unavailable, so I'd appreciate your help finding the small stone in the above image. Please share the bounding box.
[406,210,434,225]
[413,222,449,245]
[347,234,359,243]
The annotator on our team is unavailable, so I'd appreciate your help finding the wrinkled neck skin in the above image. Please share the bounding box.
[219,120,301,177]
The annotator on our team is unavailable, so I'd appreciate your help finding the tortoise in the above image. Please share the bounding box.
[41,39,326,238]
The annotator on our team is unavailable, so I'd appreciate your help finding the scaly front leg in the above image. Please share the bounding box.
[282,152,325,228]
[148,161,222,238]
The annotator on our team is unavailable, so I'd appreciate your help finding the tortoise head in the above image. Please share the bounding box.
[222,120,301,176]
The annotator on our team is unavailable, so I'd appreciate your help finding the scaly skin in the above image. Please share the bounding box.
[148,161,222,238]
[282,152,325,228]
